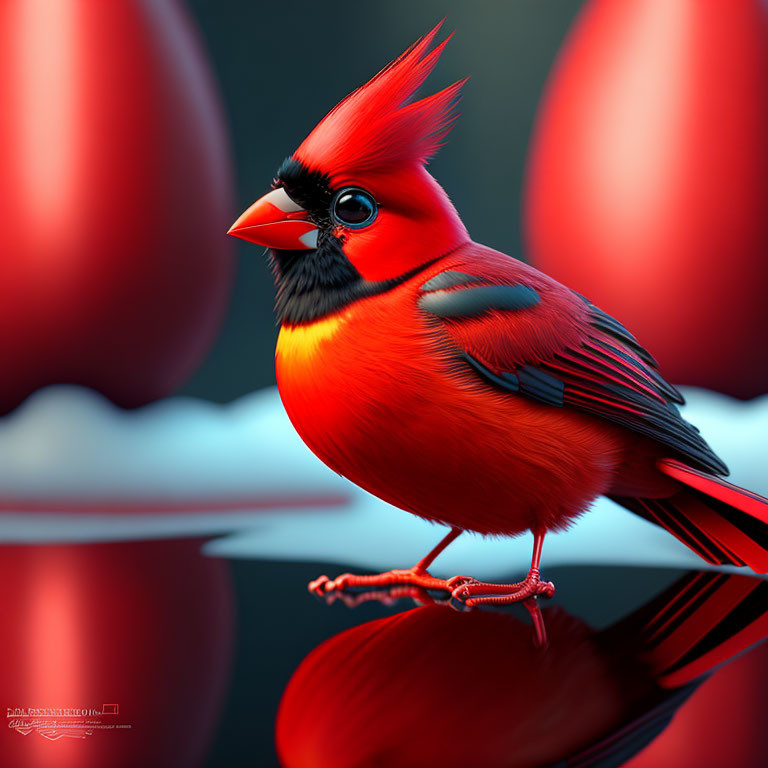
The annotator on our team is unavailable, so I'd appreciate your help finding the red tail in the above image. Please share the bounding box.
[611,459,768,573]
[638,570,768,688]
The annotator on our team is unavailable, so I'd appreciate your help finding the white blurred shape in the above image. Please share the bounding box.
[0,385,348,502]
[0,383,765,580]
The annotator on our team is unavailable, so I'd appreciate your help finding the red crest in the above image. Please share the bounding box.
[295,22,466,179]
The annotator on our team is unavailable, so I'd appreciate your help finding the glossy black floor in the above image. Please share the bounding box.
[202,557,764,767]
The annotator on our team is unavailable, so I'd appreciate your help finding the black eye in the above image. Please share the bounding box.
[331,188,378,228]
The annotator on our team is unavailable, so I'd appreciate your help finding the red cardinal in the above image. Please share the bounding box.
[229,24,768,605]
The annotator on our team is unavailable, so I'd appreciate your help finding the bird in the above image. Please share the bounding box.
[228,23,768,607]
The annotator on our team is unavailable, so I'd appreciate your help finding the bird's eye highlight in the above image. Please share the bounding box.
[331,188,378,228]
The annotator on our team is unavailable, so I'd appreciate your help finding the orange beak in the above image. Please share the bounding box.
[227,187,319,250]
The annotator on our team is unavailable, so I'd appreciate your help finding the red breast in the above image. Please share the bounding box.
[275,260,623,536]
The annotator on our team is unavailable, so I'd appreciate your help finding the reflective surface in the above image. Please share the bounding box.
[5,543,766,767]
[276,567,768,768]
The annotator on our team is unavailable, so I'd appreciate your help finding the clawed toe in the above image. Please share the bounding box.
[445,575,478,591]
[538,580,556,598]
[309,572,366,595]
[451,575,555,606]
[306,530,554,645]
[308,575,331,595]
[307,568,451,600]
[311,568,555,609]
[309,574,457,609]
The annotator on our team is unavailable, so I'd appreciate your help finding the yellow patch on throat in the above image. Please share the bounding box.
[276,314,346,367]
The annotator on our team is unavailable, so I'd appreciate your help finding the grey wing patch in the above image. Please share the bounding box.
[420,270,484,292]
[419,278,540,319]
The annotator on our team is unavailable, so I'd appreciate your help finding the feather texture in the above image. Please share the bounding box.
[294,22,466,179]
[423,246,726,476]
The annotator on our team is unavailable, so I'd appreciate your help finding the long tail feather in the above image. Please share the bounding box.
[615,570,768,688]
[612,460,768,573]
[658,460,768,573]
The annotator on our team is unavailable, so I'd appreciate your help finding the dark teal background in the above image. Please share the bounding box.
[178,7,590,765]
[182,0,582,403]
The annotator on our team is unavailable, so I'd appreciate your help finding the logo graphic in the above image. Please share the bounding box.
[7,704,130,740]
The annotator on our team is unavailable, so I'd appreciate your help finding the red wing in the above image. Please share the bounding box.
[419,248,727,476]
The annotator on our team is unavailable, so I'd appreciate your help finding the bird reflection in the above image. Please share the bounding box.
[277,571,768,768]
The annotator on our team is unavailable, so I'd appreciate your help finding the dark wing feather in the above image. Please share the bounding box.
[419,257,727,476]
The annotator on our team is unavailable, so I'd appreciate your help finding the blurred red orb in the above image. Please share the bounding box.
[0,0,235,413]
[525,0,768,399]
[0,540,234,767]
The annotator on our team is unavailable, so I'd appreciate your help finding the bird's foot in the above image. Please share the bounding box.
[309,568,550,644]
[319,584,452,609]
[309,567,451,598]
[309,568,554,608]
[447,569,555,607]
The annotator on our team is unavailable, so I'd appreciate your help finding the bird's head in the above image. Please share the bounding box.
[228,23,469,324]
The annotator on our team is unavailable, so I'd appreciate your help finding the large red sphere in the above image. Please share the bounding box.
[0,540,234,767]
[0,0,234,413]
[525,0,768,399]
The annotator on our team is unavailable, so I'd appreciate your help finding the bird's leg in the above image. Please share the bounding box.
[522,598,549,648]
[308,526,463,596]
[447,529,555,607]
